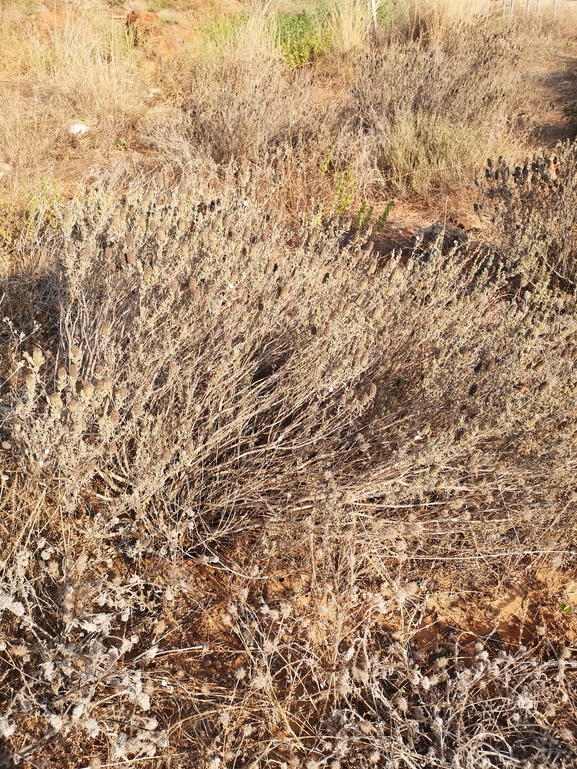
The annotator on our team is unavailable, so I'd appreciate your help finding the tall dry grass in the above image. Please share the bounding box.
[326,0,377,52]
[390,0,490,40]
[141,12,538,218]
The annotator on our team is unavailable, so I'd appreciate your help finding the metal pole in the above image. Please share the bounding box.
[369,0,377,39]
[502,0,506,16]
[554,0,558,14]
[525,0,530,14]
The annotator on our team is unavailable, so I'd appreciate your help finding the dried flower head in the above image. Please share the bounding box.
[49,393,62,411]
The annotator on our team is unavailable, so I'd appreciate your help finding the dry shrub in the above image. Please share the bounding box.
[0,3,576,766]
[153,56,359,219]
[154,17,539,214]
[349,22,535,192]
[0,167,576,766]
[478,140,577,291]
[0,0,552,232]
[352,24,527,131]
[180,57,311,164]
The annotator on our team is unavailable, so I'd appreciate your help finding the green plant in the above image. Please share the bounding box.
[374,197,395,232]
[274,10,331,68]
[320,143,335,175]
[25,179,62,234]
[356,197,395,236]
[356,200,373,232]
[335,166,357,213]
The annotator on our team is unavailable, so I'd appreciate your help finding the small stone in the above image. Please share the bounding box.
[69,123,89,136]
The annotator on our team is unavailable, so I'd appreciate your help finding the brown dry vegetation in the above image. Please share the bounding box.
[1,0,577,767]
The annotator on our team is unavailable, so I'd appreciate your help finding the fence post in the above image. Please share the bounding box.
[369,0,378,40]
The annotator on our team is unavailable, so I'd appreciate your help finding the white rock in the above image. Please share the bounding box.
[69,123,89,136]
[0,162,11,178]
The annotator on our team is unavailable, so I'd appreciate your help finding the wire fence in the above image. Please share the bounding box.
[490,0,563,15]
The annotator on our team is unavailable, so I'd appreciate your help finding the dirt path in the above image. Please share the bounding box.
[532,42,577,145]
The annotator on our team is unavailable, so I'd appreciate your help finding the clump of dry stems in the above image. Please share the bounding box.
[478,140,577,291]
[0,154,575,766]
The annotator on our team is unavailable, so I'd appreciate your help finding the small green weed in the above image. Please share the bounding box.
[274,10,331,68]
[336,167,357,213]
[357,201,373,233]
[26,179,62,233]
[320,144,335,175]
[356,198,395,236]
[320,147,361,215]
